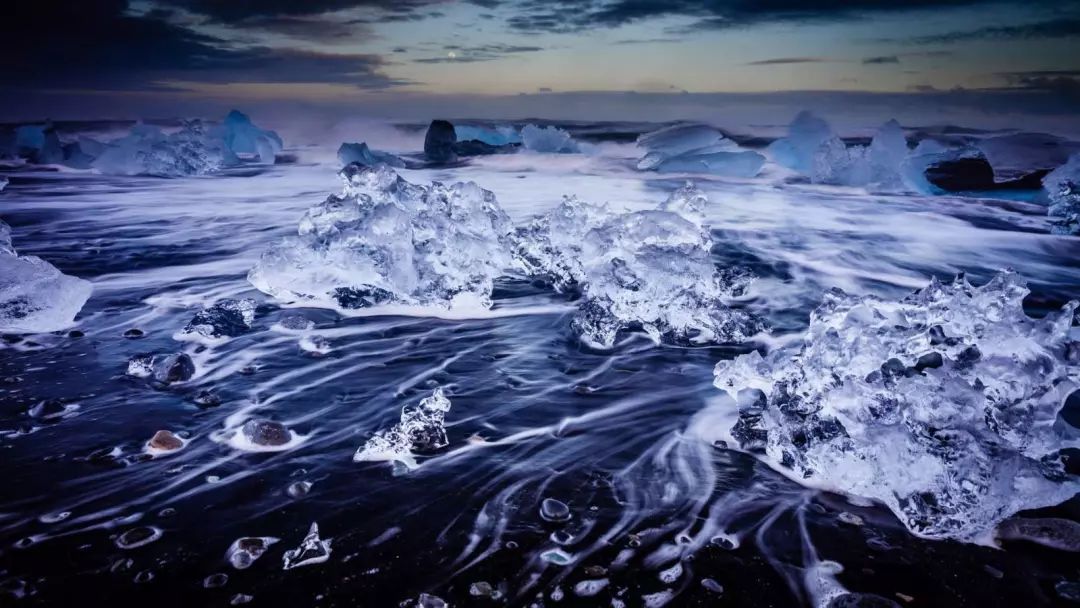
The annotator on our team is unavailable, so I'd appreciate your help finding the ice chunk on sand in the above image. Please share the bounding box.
[520,124,579,153]
[767,111,835,174]
[514,184,758,348]
[1043,153,1080,235]
[0,220,92,333]
[637,123,734,158]
[282,523,331,570]
[14,123,64,165]
[336,142,405,168]
[249,164,515,310]
[354,388,452,469]
[92,121,239,177]
[645,150,765,177]
[713,270,1080,541]
[215,110,282,163]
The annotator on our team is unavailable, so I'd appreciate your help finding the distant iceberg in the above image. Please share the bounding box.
[215,110,282,163]
[0,219,92,333]
[713,271,1080,541]
[337,142,405,168]
[519,124,580,153]
[636,123,765,178]
[1044,153,1080,235]
[92,121,240,177]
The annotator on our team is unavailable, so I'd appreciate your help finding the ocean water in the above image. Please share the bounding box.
[1,123,1079,606]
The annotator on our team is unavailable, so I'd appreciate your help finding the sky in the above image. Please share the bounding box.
[0,0,1078,129]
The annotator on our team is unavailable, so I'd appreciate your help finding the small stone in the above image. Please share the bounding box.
[583,565,607,577]
[134,570,154,584]
[701,578,723,594]
[204,573,229,588]
[194,390,221,407]
[123,328,145,339]
[287,481,313,498]
[148,430,183,452]
[469,581,494,597]
[540,498,571,523]
[838,512,864,526]
[68,330,84,338]
[116,526,162,549]
[242,419,291,447]
[227,536,279,569]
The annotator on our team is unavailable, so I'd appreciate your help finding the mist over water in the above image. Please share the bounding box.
[1,118,1079,607]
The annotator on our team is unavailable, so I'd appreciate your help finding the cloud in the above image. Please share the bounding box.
[502,0,1027,34]
[0,1,407,91]
[413,43,544,64]
[999,70,1080,100]
[746,57,831,66]
[903,18,1080,44]
[863,55,900,64]
[613,37,682,45]
[151,0,443,23]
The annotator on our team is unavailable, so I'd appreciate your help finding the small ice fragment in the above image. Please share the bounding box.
[353,388,451,467]
[231,594,254,605]
[194,390,221,407]
[540,498,571,523]
[574,579,609,597]
[469,581,495,597]
[415,593,448,608]
[642,589,675,608]
[181,298,256,339]
[126,352,195,384]
[299,335,332,355]
[837,512,864,527]
[1043,153,1080,235]
[227,536,280,569]
[39,511,71,524]
[116,526,162,549]
[277,314,315,331]
[541,549,574,565]
[282,522,331,570]
[997,518,1080,552]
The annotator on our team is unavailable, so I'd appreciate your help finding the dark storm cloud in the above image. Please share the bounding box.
[863,56,901,64]
[0,1,407,91]
[501,0,1029,34]
[746,57,831,66]
[903,18,1080,44]
[999,70,1080,100]
[151,0,444,23]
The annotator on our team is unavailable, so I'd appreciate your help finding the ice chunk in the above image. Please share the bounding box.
[336,142,405,168]
[514,185,758,348]
[0,176,8,193]
[1043,153,1080,235]
[520,124,579,153]
[811,120,908,190]
[0,220,92,333]
[215,110,282,163]
[646,150,765,177]
[767,111,835,173]
[353,387,452,468]
[126,352,196,384]
[249,164,516,310]
[455,124,521,146]
[180,298,257,339]
[713,271,1080,540]
[282,523,331,570]
[92,121,240,177]
[636,124,765,177]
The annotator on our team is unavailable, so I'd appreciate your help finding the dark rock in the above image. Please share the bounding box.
[242,419,291,447]
[925,156,1050,192]
[194,390,222,407]
[68,329,84,338]
[159,353,195,383]
[827,593,901,608]
[148,430,183,452]
[424,119,457,163]
[184,298,256,338]
[123,328,145,339]
[914,352,943,372]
